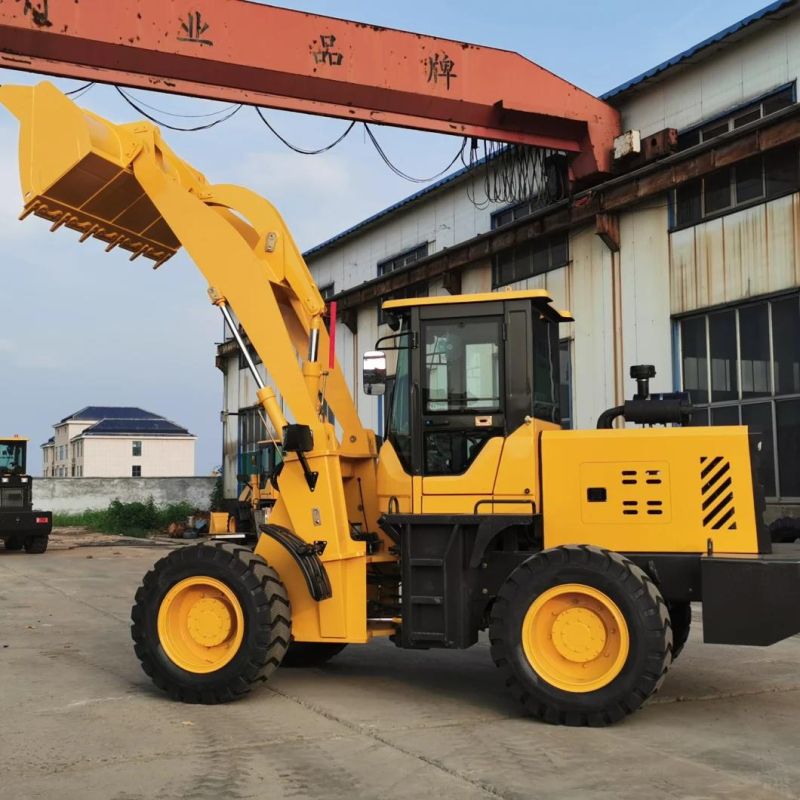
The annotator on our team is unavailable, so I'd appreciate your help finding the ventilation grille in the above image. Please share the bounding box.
[0,487,25,509]
[621,468,663,486]
[700,456,737,530]
[579,461,671,525]
[621,497,665,517]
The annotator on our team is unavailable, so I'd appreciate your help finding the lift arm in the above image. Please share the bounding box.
[0,81,379,596]
[0,0,620,180]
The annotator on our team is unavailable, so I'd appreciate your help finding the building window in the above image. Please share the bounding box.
[235,325,263,371]
[131,465,142,477]
[672,145,800,230]
[559,339,573,430]
[378,282,428,326]
[319,283,335,300]
[491,197,541,229]
[677,294,800,499]
[377,243,430,277]
[132,440,142,457]
[491,200,569,287]
[678,85,795,149]
[238,406,268,481]
[492,233,569,288]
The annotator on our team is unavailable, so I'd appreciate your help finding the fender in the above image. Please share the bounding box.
[259,524,332,601]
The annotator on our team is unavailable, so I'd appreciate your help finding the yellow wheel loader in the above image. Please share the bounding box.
[3,82,800,725]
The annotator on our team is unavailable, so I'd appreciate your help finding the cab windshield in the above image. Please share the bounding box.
[0,441,25,474]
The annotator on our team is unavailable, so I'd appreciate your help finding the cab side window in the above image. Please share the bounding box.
[422,317,503,476]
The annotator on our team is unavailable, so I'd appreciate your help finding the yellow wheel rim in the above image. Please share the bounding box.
[522,583,629,693]
[157,576,245,674]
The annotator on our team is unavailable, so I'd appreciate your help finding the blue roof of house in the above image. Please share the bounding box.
[60,406,162,423]
[303,0,796,263]
[81,418,191,437]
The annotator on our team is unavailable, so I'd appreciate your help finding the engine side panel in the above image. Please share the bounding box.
[541,426,763,555]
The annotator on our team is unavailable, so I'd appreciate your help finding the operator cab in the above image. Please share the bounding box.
[365,291,572,514]
[0,437,27,476]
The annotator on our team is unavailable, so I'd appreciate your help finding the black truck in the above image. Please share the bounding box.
[0,437,51,553]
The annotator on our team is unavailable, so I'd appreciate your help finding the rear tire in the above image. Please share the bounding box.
[768,517,800,544]
[281,641,347,668]
[131,542,290,703]
[668,601,692,660]
[4,536,22,551]
[489,545,672,726]
[24,535,48,554]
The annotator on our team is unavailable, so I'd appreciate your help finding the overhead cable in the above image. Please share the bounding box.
[364,124,467,183]
[254,106,356,154]
[113,85,469,188]
[120,90,240,119]
[115,86,242,131]
[66,81,95,98]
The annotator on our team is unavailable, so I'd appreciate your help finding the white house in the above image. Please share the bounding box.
[42,406,196,478]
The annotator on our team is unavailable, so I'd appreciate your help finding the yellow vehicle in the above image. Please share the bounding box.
[209,439,280,541]
[3,81,800,725]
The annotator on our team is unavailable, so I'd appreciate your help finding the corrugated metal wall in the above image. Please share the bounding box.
[619,12,800,137]
[671,194,800,314]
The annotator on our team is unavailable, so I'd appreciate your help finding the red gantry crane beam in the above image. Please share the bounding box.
[0,1,620,180]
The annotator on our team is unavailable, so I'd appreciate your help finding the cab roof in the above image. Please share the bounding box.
[382,290,573,322]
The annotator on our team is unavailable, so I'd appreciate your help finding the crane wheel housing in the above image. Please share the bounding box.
[131,542,290,703]
[489,545,672,726]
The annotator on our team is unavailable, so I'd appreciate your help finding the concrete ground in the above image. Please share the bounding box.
[2,535,800,800]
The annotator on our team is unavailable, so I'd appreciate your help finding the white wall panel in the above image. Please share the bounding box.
[618,14,799,136]
[620,205,673,394]
[569,229,616,429]
[671,194,800,314]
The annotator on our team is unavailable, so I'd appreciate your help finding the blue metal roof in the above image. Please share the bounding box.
[61,406,162,423]
[602,0,797,100]
[303,1,796,262]
[81,418,191,437]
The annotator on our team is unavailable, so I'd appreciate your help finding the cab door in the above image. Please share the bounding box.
[418,307,506,513]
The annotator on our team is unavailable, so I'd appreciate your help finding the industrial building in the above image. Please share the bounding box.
[41,407,196,478]
[218,1,800,519]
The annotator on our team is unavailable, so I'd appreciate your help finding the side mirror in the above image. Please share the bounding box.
[363,350,387,396]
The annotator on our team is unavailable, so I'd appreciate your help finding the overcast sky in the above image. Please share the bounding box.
[0,0,772,476]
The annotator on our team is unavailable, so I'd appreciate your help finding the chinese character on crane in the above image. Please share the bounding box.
[313,34,344,67]
[427,52,457,90]
[23,0,52,28]
[178,11,213,46]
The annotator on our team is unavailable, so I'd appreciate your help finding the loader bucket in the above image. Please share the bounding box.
[0,82,179,266]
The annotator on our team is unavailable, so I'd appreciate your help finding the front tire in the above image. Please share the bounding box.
[489,545,672,726]
[131,542,290,703]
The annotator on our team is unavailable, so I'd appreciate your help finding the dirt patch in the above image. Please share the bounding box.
[48,527,180,551]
